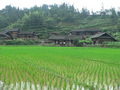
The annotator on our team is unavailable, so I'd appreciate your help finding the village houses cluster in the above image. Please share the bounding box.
[0,28,116,45]
[48,28,116,45]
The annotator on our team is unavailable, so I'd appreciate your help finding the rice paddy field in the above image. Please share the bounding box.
[0,46,120,90]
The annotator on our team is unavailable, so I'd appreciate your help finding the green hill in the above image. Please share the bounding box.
[0,3,120,40]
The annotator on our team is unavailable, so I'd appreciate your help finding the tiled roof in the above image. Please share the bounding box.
[0,28,20,38]
[48,35,82,40]
[49,35,65,40]
[0,31,7,35]
[91,32,116,40]
[91,32,106,38]
[71,28,101,32]
[4,28,20,32]
[65,35,82,40]
[18,31,35,35]
[0,31,10,37]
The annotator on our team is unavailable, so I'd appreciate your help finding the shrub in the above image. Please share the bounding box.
[102,41,120,48]
[3,39,41,45]
[80,38,92,44]
[73,39,83,47]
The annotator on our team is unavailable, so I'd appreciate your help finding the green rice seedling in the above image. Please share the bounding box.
[0,46,119,89]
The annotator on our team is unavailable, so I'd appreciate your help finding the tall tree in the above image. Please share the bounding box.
[22,11,45,29]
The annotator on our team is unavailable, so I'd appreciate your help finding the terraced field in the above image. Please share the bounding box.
[0,46,120,90]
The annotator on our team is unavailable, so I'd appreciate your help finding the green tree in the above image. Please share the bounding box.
[80,8,90,18]
[116,22,120,32]
[22,11,45,29]
[73,39,83,47]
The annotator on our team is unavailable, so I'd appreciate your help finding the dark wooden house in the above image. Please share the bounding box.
[0,28,39,40]
[91,33,116,44]
[17,31,39,39]
[0,28,20,40]
[70,28,101,38]
[4,28,20,39]
[0,31,11,40]
[48,35,82,46]
[48,28,102,46]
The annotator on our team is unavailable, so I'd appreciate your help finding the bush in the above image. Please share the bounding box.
[3,39,41,45]
[80,38,92,44]
[0,40,4,45]
[102,41,120,48]
[73,39,83,47]
[86,41,120,48]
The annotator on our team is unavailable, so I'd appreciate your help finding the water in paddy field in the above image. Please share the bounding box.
[0,81,85,90]
[0,81,119,90]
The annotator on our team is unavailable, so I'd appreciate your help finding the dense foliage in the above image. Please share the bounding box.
[1,39,41,45]
[102,41,120,48]
[0,3,120,39]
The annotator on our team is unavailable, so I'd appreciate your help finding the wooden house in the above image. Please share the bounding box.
[17,31,39,40]
[0,31,11,40]
[91,32,116,44]
[0,28,39,40]
[4,28,20,39]
[70,28,101,38]
[48,35,82,46]
[48,28,102,46]
[0,28,20,40]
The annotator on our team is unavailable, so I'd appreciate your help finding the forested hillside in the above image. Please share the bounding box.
[0,3,120,40]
